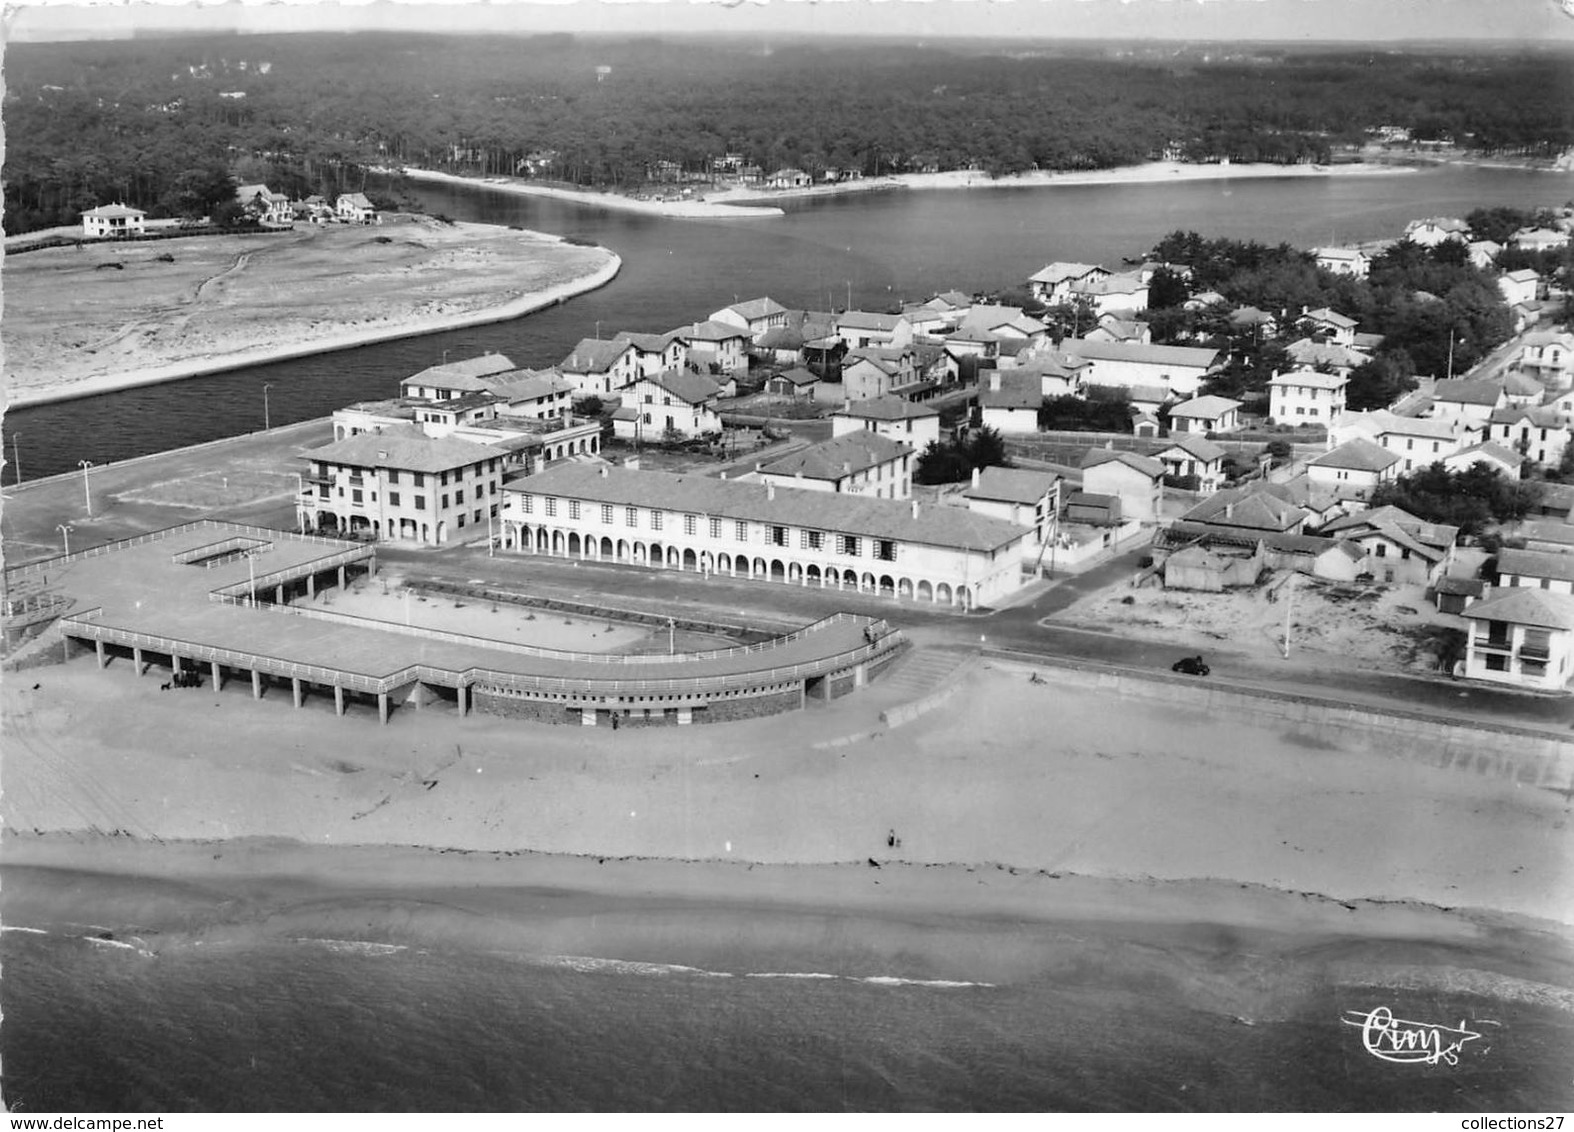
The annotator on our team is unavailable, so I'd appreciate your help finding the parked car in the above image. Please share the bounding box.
[1172,655,1210,676]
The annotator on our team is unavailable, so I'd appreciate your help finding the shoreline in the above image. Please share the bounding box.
[405,159,1420,219]
[4,226,622,411]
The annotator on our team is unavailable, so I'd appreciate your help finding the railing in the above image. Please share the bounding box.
[59,610,904,701]
[2,593,72,621]
[1518,643,1552,662]
[1472,636,1514,654]
[208,545,375,600]
[171,536,271,567]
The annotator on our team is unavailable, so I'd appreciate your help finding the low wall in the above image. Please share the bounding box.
[993,652,1574,791]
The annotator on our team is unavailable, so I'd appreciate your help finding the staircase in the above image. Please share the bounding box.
[880,646,978,698]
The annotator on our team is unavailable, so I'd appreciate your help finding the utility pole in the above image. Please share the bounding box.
[78,460,94,517]
[263,383,274,432]
[57,524,72,556]
[10,432,18,487]
[1281,573,1296,659]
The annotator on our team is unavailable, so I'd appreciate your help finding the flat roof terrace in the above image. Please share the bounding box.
[16,522,900,721]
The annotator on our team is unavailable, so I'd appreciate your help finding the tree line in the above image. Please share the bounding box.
[7,32,1574,234]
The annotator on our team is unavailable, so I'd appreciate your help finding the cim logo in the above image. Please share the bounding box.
[1342,1005,1491,1067]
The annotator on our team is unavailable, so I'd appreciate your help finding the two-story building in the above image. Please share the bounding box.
[1460,588,1574,690]
[1027,262,1108,305]
[1404,217,1469,246]
[831,397,942,450]
[1081,448,1164,524]
[1431,379,1507,428]
[1305,438,1401,500]
[960,467,1061,546]
[1486,406,1570,467]
[1268,369,1348,425]
[612,371,724,440]
[299,427,509,545]
[978,371,1043,435]
[709,297,789,339]
[672,320,751,375]
[843,347,921,401]
[1299,308,1359,347]
[1496,547,1574,594]
[1314,247,1370,278]
[80,202,147,238]
[399,354,520,401]
[335,192,379,224]
[835,311,915,352]
[1321,506,1458,585]
[1519,330,1574,388]
[1375,415,1464,473]
[1068,272,1149,316]
[559,338,640,397]
[498,463,1035,608]
[1057,340,1221,399]
[1497,269,1540,308]
[615,331,688,379]
[1154,435,1228,494]
[755,432,914,500]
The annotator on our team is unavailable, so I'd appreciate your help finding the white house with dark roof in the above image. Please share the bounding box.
[1441,441,1524,480]
[835,311,914,351]
[961,466,1061,545]
[1511,226,1570,252]
[831,397,941,450]
[1167,395,1242,435]
[1404,217,1469,246]
[1069,272,1149,316]
[755,432,913,500]
[1460,588,1574,690]
[615,331,687,379]
[1027,262,1108,305]
[1305,438,1401,500]
[978,371,1043,435]
[1321,506,1458,585]
[1497,547,1574,595]
[961,305,1050,345]
[1081,448,1165,524]
[1497,269,1540,308]
[1467,240,1503,269]
[299,426,510,545]
[81,202,147,238]
[236,184,293,225]
[1154,435,1228,494]
[400,354,519,400]
[1010,350,1092,398]
[613,371,724,440]
[1299,308,1359,347]
[1520,330,1574,387]
[1502,370,1545,408]
[1285,338,1366,377]
[560,338,640,396]
[1314,247,1369,278]
[1374,414,1465,473]
[1521,520,1574,556]
[1178,483,1308,536]
[499,463,1035,608]
[1486,406,1569,467]
[672,320,751,375]
[1431,378,1507,426]
[1269,369,1348,425]
[710,297,789,338]
[1057,339,1221,399]
[843,347,920,402]
[1086,314,1152,346]
[335,192,378,224]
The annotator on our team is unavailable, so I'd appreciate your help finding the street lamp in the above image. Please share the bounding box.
[263,383,274,431]
[77,460,93,517]
[1446,333,1466,381]
[56,524,72,556]
[246,551,258,608]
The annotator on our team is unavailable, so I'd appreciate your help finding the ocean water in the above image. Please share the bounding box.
[4,899,1571,1112]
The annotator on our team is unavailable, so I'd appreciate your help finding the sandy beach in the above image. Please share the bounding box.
[399,167,787,219]
[1,215,620,409]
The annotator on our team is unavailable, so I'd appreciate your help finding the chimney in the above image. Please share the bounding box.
[766,481,776,501]
[842,462,852,474]
[1105,439,1115,450]
[911,499,920,519]
[971,467,980,489]
[989,371,1001,392]
[843,399,852,414]
[1224,502,1234,519]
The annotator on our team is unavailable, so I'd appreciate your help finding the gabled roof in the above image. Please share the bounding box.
[1286,339,1365,369]
[722,297,788,322]
[491,373,575,403]
[963,467,1060,506]
[1406,216,1469,234]
[1081,448,1164,478]
[1072,273,1146,297]
[1309,438,1401,474]
[771,366,820,387]
[1502,371,1543,397]
[836,310,908,333]
[506,463,1031,554]
[674,320,750,343]
[834,396,939,422]
[1029,262,1104,286]
[1157,434,1228,463]
[1058,339,1222,369]
[1322,505,1458,556]
[845,353,904,378]
[643,370,723,405]
[1488,405,1564,429]
[615,331,681,354]
[1270,369,1347,390]
[1524,329,1574,348]
[1315,246,1367,262]
[979,373,1044,411]
[1521,520,1574,547]
[1503,268,1540,283]
[1433,379,1505,407]
[338,192,375,209]
[560,338,635,374]
[1498,547,1574,585]
[307,426,509,474]
[760,432,911,482]
[404,354,518,387]
[1376,414,1456,441]
[1302,307,1358,330]
[82,202,146,218]
[1168,395,1241,420]
[1180,484,1306,532]
[1462,587,1574,631]
[1229,306,1276,326]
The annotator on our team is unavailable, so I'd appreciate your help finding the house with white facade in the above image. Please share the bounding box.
[1430,379,1506,427]
[961,467,1061,546]
[1268,369,1348,425]
[1167,395,1242,435]
[1441,441,1524,480]
[335,192,378,224]
[1057,340,1221,399]
[831,398,942,450]
[1027,262,1108,305]
[1497,269,1540,308]
[1404,217,1469,246]
[1299,308,1359,347]
[559,338,640,396]
[1486,406,1570,467]
[960,305,1050,345]
[1314,247,1370,278]
[299,426,509,545]
[1496,547,1574,595]
[843,348,921,402]
[1460,588,1574,690]
[1069,272,1149,316]
[1511,227,1570,252]
[1154,435,1228,494]
[80,202,147,238]
[1081,448,1165,524]
[236,184,293,225]
[978,371,1043,435]
[1305,438,1401,500]
[835,311,914,351]
[710,297,790,339]
[1375,415,1464,473]
[1467,240,1504,270]
[1086,314,1152,345]
[498,463,1035,609]
[1285,338,1366,377]
[672,320,751,376]
[615,331,687,379]
[755,432,914,500]
[613,371,724,441]
[1519,330,1574,388]
[1321,506,1458,585]
[1012,351,1092,398]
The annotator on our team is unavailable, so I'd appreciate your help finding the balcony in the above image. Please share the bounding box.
[1471,635,1513,655]
[1518,642,1552,663]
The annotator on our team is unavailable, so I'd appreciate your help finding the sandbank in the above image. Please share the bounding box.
[399,167,785,219]
[2,216,621,410]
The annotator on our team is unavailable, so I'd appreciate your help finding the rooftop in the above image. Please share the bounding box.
[962,467,1060,506]
[1308,438,1402,474]
[306,426,509,473]
[759,432,912,482]
[834,397,939,422]
[1463,587,1574,632]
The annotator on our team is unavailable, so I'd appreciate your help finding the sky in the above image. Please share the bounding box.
[6,0,1574,43]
